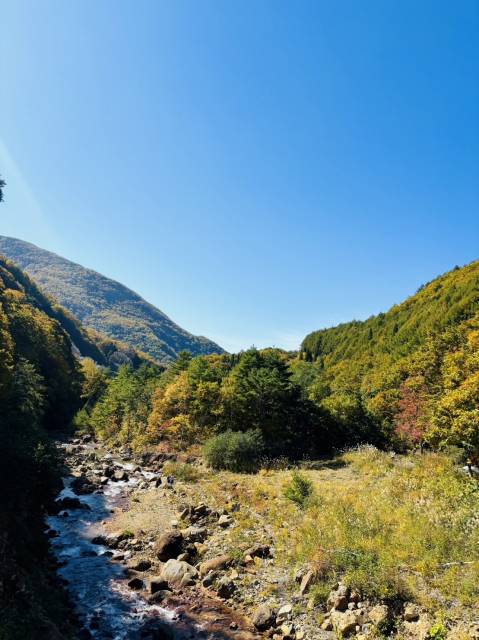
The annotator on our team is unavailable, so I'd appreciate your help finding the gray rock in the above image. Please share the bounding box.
[181,526,208,543]
[251,604,276,631]
[159,559,198,588]
[299,569,316,595]
[112,470,129,482]
[127,557,151,572]
[218,514,233,528]
[276,603,293,622]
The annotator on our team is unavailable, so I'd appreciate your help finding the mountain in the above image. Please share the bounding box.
[301,260,479,364]
[0,236,224,363]
[0,255,151,371]
[298,260,479,448]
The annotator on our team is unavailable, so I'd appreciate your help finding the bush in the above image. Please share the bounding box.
[427,623,447,640]
[283,470,314,509]
[162,461,201,483]
[203,429,264,472]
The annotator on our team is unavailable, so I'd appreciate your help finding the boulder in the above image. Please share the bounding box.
[159,559,198,588]
[201,571,217,588]
[244,544,270,559]
[154,531,184,561]
[128,577,144,590]
[280,624,295,637]
[251,604,276,631]
[276,603,293,623]
[127,557,152,572]
[299,569,316,595]
[330,610,358,636]
[218,514,233,528]
[71,475,96,495]
[327,583,350,607]
[199,554,232,576]
[331,594,348,611]
[91,534,110,546]
[368,604,390,627]
[112,469,129,482]
[150,577,169,594]
[147,590,172,604]
[321,618,333,631]
[403,603,420,622]
[55,496,90,511]
[181,526,208,543]
[215,577,236,599]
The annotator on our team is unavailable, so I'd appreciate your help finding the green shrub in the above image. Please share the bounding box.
[162,461,201,483]
[119,529,134,540]
[427,623,447,640]
[283,470,314,509]
[203,429,264,472]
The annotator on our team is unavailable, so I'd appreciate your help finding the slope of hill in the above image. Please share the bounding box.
[301,260,479,364]
[0,255,150,370]
[0,256,82,637]
[298,260,479,448]
[0,236,224,363]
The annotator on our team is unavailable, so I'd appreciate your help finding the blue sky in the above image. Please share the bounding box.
[1,0,478,352]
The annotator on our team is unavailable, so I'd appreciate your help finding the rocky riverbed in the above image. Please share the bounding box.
[46,437,479,640]
[47,437,262,640]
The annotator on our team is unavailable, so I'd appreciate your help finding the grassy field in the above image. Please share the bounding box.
[111,447,479,638]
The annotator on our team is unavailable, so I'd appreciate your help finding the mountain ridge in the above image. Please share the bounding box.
[0,235,224,363]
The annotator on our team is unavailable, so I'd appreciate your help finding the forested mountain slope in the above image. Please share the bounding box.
[0,255,149,370]
[0,256,82,637]
[302,260,479,364]
[0,236,224,363]
[298,261,479,447]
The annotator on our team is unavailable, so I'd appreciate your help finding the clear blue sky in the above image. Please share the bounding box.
[1,1,478,352]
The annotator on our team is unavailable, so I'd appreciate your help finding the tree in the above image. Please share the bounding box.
[0,174,5,202]
[394,382,427,448]
[218,348,318,456]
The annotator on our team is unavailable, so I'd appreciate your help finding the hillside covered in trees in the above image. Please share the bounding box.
[0,256,150,370]
[0,236,224,363]
[0,256,83,637]
[78,260,479,460]
[299,260,479,450]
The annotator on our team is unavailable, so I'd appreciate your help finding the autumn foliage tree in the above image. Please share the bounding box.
[394,382,428,448]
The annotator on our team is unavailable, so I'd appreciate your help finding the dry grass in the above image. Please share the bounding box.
[185,448,479,610]
[108,446,479,629]
[107,489,176,536]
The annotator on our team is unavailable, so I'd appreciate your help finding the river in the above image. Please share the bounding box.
[46,445,187,640]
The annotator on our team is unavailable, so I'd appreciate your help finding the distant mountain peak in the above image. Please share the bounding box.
[0,235,224,363]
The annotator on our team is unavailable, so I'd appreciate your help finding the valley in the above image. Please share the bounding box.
[48,436,479,640]
[1,253,478,639]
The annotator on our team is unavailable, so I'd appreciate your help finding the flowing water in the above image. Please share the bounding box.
[47,456,177,639]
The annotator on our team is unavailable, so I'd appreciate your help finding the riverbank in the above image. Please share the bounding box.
[51,438,479,640]
[47,437,262,639]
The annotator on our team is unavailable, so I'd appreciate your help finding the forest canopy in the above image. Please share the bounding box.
[76,260,479,459]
